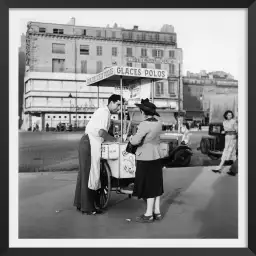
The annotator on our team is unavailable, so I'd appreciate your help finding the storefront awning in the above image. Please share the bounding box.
[185,111,205,120]
[127,108,177,125]
[158,112,177,125]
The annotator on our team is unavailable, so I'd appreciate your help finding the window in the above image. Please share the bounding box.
[112,47,117,56]
[59,116,61,118]
[128,32,133,39]
[141,63,147,68]
[127,48,132,57]
[81,60,87,73]
[64,116,67,118]
[168,81,175,95]
[142,33,146,40]
[53,28,64,34]
[169,64,175,75]
[80,45,89,55]
[155,64,161,69]
[97,46,102,56]
[96,61,103,73]
[141,48,147,57]
[53,116,56,118]
[39,27,46,33]
[155,33,160,41]
[48,116,50,118]
[112,31,116,38]
[73,116,76,118]
[83,29,86,36]
[127,63,132,67]
[52,43,65,54]
[52,59,65,72]
[96,30,101,37]
[169,50,175,58]
[152,49,163,57]
[79,116,81,119]
[155,82,164,96]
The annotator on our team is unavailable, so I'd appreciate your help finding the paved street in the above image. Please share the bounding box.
[18,131,238,239]
[19,166,237,239]
[19,130,219,172]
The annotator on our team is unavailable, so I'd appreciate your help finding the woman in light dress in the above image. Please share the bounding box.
[212,110,238,173]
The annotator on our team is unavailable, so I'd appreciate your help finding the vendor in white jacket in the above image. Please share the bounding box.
[74,94,124,215]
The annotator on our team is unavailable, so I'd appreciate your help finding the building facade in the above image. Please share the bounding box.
[182,70,238,124]
[22,19,183,130]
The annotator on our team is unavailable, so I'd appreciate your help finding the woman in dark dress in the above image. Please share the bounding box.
[129,99,164,223]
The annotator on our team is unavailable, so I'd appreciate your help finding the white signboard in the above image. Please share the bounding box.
[86,66,168,87]
[115,66,167,80]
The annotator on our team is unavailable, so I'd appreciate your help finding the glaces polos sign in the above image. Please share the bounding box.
[86,66,168,86]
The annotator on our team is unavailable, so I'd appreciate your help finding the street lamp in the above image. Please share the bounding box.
[68,93,72,125]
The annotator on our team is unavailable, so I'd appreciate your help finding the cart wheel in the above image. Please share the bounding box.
[200,138,210,154]
[95,160,112,210]
[174,149,191,167]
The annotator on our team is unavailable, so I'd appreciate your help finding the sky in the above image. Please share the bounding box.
[12,9,246,84]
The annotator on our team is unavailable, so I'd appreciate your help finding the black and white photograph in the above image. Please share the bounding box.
[9,9,246,247]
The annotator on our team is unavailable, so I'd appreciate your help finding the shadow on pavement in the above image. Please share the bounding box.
[194,174,238,238]
[160,168,203,219]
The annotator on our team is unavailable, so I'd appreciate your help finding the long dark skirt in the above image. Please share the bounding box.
[73,134,96,212]
[133,159,164,199]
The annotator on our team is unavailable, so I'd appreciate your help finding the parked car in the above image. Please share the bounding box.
[199,122,225,160]
[160,132,193,167]
[56,123,66,132]
[66,123,73,132]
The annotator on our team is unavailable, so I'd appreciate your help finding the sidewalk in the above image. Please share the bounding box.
[18,166,238,239]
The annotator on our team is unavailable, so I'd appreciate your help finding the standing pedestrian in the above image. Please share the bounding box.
[180,122,191,145]
[212,110,238,173]
[129,98,164,223]
[74,94,124,215]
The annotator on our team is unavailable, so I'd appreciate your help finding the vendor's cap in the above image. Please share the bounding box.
[135,98,160,117]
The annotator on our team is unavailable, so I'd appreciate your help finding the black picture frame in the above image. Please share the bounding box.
[0,0,254,255]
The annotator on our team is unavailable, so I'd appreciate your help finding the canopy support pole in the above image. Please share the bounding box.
[120,76,123,142]
[97,83,100,108]
[151,79,155,103]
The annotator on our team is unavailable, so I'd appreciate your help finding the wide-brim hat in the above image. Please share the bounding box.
[135,98,160,117]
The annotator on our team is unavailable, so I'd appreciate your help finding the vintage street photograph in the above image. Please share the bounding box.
[10,9,246,247]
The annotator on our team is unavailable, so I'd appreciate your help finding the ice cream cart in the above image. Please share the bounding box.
[85,66,168,209]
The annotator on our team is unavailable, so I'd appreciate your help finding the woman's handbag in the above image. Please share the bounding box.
[125,141,138,155]
[125,135,147,155]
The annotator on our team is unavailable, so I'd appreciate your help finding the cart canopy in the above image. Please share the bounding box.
[85,66,168,87]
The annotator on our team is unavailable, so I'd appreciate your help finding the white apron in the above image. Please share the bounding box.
[87,113,111,191]
[87,134,103,190]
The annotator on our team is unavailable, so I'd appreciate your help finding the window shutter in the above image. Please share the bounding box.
[152,49,156,57]
[161,50,164,57]
[161,83,164,94]
[169,50,175,58]
[96,61,103,73]
[127,48,132,56]
[81,60,87,73]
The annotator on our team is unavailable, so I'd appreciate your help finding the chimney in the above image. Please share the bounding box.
[68,17,76,26]
[133,25,139,30]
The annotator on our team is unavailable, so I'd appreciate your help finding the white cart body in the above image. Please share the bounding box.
[101,142,136,178]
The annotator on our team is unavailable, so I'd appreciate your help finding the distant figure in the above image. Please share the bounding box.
[46,123,49,132]
[212,110,238,173]
[198,122,202,130]
[32,123,36,132]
